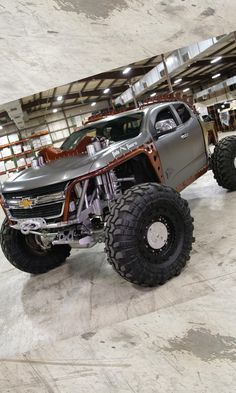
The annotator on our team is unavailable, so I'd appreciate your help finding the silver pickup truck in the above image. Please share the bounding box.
[0,101,235,286]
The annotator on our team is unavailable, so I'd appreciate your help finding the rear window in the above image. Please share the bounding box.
[174,103,191,123]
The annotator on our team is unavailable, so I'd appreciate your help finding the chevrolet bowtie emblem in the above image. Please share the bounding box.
[18,198,34,209]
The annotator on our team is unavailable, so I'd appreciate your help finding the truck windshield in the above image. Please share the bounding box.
[60,112,144,151]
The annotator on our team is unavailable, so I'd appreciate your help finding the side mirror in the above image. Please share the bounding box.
[155,118,177,134]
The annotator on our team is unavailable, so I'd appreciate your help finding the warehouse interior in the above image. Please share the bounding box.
[0,1,236,392]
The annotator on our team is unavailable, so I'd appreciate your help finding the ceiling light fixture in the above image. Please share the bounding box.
[210,56,222,64]
[212,73,221,79]
[91,102,96,107]
[174,78,182,84]
[123,67,131,75]
[183,88,190,92]
[57,95,63,101]
[150,92,156,97]
[0,125,3,130]
[52,108,58,113]
[103,88,110,94]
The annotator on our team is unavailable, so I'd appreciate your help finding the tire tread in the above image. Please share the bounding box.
[212,136,236,190]
[0,219,71,274]
[105,183,194,287]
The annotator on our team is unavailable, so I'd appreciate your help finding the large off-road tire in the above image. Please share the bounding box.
[0,219,71,274]
[105,183,194,287]
[212,136,236,191]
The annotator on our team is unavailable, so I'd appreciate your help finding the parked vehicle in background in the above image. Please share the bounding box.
[1,101,236,287]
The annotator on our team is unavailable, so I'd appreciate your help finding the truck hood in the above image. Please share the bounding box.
[1,135,147,193]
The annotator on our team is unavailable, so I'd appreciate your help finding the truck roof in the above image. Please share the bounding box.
[84,101,187,129]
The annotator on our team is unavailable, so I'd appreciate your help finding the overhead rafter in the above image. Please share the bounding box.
[189,56,236,67]
[94,79,119,104]
[22,85,129,111]
[80,79,106,105]
[27,99,110,114]
[141,42,236,98]
[172,41,236,81]
[39,92,42,111]
[49,87,57,110]
[95,79,104,90]
[81,80,90,93]
[79,66,154,82]
[143,55,158,65]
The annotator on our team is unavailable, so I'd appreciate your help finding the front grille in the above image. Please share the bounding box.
[9,202,63,220]
[3,181,68,199]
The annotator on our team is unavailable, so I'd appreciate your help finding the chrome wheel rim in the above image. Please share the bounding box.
[147,221,168,250]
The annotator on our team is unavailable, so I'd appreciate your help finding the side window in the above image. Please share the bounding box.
[174,103,191,123]
[155,107,177,123]
[154,106,178,133]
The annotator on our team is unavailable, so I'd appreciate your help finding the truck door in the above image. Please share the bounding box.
[149,103,207,189]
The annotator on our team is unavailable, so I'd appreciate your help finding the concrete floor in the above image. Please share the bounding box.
[0,141,236,391]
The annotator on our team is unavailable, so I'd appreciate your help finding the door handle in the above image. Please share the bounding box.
[181,132,189,140]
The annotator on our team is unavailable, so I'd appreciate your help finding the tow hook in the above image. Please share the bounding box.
[19,218,47,235]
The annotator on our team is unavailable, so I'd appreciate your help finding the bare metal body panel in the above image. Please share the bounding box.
[1,133,149,193]
[151,104,208,188]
